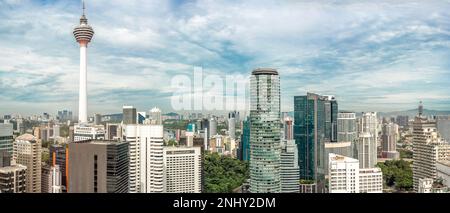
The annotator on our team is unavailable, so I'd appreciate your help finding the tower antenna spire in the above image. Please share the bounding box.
[82,0,85,16]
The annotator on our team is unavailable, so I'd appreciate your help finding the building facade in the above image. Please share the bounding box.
[381,120,399,159]
[13,134,41,193]
[249,68,281,193]
[356,112,378,169]
[0,164,27,193]
[74,124,105,142]
[122,124,164,193]
[68,140,129,193]
[280,139,300,193]
[123,106,137,125]
[163,146,202,193]
[0,123,14,155]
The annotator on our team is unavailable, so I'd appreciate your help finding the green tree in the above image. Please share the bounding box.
[377,159,413,191]
[204,152,249,193]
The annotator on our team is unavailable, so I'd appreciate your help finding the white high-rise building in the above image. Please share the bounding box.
[163,146,202,193]
[381,120,399,159]
[13,134,41,193]
[150,107,162,125]
[209,117,217,139]
[73,124,105,142]
[356,112,378,169]
[328,153,360,193]
[329,153,383,193]
[73,1,94,123]
[123,124,164,193]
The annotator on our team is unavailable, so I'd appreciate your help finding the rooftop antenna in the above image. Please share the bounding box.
[82,0,85,15]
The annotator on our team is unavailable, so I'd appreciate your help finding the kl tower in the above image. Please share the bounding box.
[73,1,94,123]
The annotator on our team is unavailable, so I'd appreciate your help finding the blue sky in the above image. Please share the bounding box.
[0,0,450,116]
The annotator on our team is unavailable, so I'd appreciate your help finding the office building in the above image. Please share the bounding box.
[356,112,378,169]
[122,124,164,193]
[49,144,68,192]
[0,162,27,193]
[42,164,62,193]
[106,123,120,140]
[381,120,399,159]
[73,2,94,123]
[328,153,383,193]
[280,139,300,193]
[436,115,450,143]
[123,106,137,125]
[74,124,105,142]
[68,140,129,193]
[284,117,294,140]
[436,161,450,187]
[337,112,357,143]
[324,141,352,176]
[412,105,450,191]
[13,134,41,193]
[294,93,328,191]
[94,113,102,125]
[0,123,13,155]
[240,117,250,161]
[150,107,162,125]
[228,111,238,140]
[136,112,146,124]
[359,167,383,193]
[324,95,338,142]
[163,146,202,193]
[328,153,359,193]
[209,117,217,139]
[57,110,73,122]
[396,115,409,128]
[249,68,281,193]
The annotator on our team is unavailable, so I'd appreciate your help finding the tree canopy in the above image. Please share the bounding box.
[204,152,249,193]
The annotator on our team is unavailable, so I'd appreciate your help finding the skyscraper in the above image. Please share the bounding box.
[123,106,137,125]
[324,96,338,142]
[209,117,217,139]
[49,144,68,192]
[412,103,450,192]
[163,146,202,193]
[0,123,13,155]
[13,134,41,193]
[137,112,147,124]
[68,140,129,193]
[356,112,378,169]
[122,124,164,193]
[294,93,326,191]
[280,139,300,193]
[73,1,94,123]
[94,113,102,125]
[150,107,162,125]
[436,115,450,143]
[381,119,399,159]
[240,117,250,162]
[249,68,281,193]
[284,117,294,140]
[228,111,238,140]
[337,112,357,143]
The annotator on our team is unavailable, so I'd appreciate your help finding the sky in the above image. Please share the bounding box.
[0,0,450,116]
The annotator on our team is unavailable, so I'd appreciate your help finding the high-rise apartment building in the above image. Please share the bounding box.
[123,106,137,125]
[13,134,41,193]
[0,161,27,193]
[122,124,164,193]
[249,68,281,193]
[381,120,399,159]
[42,164,62,193]
[356,112,378,169]
[280,139,300,193]
[0,123,13,155]
[68,140,129,193]
[163,146,202,193]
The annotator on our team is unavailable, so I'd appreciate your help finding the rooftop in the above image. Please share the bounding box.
[16,133,36,141]
[252,68,278,75]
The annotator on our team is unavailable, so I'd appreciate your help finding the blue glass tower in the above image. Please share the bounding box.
[240,117,250,161]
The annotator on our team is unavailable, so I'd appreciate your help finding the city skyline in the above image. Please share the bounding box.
[1,0,450,116]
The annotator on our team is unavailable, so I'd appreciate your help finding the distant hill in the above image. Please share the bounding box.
[379,109,450,118]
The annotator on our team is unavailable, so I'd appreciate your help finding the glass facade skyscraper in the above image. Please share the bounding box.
[294,93,326,191]
[240,117,250,162]
[249,68,281,193]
